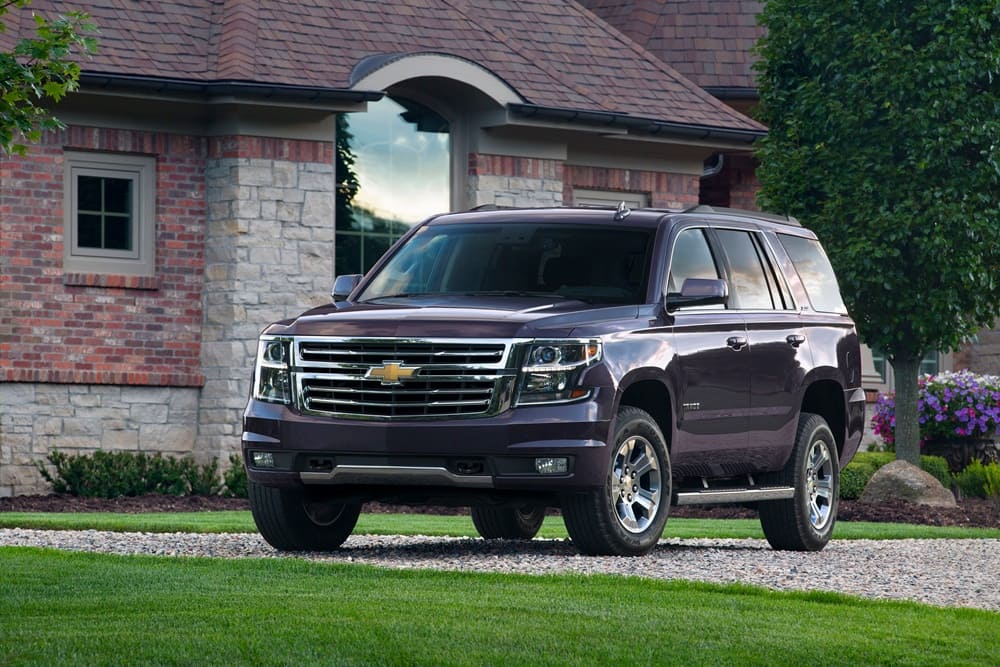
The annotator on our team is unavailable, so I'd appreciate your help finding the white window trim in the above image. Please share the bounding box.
[63,151,156,277]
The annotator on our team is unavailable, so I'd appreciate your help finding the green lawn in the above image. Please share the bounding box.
[1,547,996,666]
[2,510,999,540]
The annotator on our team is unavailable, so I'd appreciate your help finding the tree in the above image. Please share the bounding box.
[754,1,1000,464]
[1,0,96,155]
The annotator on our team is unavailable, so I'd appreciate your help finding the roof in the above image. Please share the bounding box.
[578,0,764,93]
[5,0,764,136]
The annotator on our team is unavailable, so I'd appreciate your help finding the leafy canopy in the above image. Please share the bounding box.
[1,0,96,155]
[755,0,1000,364]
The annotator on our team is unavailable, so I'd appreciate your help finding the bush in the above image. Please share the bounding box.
[37,451,221,498]
[839,452,952,499]
[222,453,248,498]
[953,460,992,499]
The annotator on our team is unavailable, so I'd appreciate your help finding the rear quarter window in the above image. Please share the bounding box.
[777,235,848,314]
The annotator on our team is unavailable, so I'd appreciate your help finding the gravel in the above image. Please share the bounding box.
[3,529,998,611]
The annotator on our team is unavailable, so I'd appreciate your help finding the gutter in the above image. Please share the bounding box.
[507,103,766,144]
[79,73,384,105]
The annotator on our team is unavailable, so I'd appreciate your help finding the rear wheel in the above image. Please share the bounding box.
[249,481,361,551]
[562,406,671,556]
[758,413,839,551]
[471,505,546,540]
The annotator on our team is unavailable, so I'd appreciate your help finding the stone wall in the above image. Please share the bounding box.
[198,136,336,465]
[466,154,564,208]
[0,383,199,496]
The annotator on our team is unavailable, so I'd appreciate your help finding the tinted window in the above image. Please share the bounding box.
[666,228,720,293]
[715,229,775,310]
[361,223,653,305]
[778,235,848,314]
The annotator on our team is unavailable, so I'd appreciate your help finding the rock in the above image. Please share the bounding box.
[859,460,957,508]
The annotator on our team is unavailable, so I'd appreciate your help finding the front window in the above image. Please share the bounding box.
[336,97,451,275]
[359,223,653,305]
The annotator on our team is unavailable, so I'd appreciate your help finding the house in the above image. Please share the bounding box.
[0,0,765,495]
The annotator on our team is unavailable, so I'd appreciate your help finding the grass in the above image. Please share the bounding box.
[1,547,997,666]
[2,510,999,540]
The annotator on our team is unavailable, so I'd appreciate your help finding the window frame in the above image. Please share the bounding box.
[63,151,156,278]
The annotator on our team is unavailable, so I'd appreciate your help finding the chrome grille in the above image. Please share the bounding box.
[293,338,517,419]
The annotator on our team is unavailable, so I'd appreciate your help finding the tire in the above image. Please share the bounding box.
[758,412,840,551]
[561,406,671,556]
[248,480,361,551]
[471,505,546,540]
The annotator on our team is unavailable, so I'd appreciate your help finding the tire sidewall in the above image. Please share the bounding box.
[597,408,671,554]
[794,418,840,549]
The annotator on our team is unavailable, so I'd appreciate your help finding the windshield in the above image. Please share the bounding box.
[358,222,653,305]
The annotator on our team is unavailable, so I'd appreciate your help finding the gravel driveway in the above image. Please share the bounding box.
[3,529,998,612]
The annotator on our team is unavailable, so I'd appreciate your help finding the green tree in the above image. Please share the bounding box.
[1,0,96,154]
[755,1,1000,465]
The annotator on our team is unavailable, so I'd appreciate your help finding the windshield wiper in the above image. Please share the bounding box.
[461,291,591,303]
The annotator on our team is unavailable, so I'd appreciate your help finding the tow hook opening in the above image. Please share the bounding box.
[454,460,485,476]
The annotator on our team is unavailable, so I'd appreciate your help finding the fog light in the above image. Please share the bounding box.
[252,451,275,468]
[535,457,568,474]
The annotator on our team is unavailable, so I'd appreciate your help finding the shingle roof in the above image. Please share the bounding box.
[579,0,764,92]
[9,0,763,134]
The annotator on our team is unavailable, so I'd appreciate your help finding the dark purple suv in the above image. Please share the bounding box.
[243,205,865,556]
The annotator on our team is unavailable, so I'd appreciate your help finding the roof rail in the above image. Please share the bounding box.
[682,205,801,227]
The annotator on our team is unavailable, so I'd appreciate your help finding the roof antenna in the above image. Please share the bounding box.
[614,201,631,221]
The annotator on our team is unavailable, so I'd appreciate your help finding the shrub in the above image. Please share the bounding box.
[222,454,248,498]
[871,370,1000,448]
[840,459,877,500]
[37,450,220,498]
[919,455,951,488]
[952,461,1000,498]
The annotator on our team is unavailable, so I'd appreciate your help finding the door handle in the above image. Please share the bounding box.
[786,334,806,348]
[726,336,748,351]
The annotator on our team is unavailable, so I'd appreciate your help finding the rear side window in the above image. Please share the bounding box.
[778,235,848,314]
[715,229,776,310]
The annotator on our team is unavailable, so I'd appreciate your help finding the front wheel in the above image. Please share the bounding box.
[249,481,361,551]
[471,505,546,540]
[758,413,840,551]
[562,406,671,556]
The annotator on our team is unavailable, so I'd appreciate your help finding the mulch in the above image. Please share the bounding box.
[1,494,998,529]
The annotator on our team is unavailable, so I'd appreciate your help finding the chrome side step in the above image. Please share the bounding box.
[674,486,795,506]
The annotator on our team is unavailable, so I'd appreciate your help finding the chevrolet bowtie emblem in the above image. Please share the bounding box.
[366,361,419,385]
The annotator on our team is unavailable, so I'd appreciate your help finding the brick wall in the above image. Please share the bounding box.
[700,152,759,211]
[565,164,699,208]
[0,126,207,387]
[466,154,564,208]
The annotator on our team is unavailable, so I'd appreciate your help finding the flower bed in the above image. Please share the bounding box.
[871,370,1000,470]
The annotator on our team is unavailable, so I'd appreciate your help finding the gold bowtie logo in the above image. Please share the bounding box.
[366,361,418,385]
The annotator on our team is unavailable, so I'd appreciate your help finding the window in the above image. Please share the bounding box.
[63,152,156,277]
[573,189,649,208]
[777,234,848,314]
[715,229,776,310]
[336,97,450,275]
[666,228,721,294]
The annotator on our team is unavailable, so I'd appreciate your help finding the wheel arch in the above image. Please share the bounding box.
[800,379,847,458]
[616,375,673,450]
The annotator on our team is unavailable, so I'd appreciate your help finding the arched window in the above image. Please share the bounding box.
[335,96,450,275]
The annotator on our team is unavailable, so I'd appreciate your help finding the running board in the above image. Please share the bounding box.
[674,486,795,506]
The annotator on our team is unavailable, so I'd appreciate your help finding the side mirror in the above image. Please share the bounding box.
[665,278,728,312]
[331,274,363,304]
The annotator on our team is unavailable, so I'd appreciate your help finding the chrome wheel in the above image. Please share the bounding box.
[610,434,662,534]
[806,438,835,531]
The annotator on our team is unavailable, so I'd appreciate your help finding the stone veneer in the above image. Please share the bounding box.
[197,137,336,469]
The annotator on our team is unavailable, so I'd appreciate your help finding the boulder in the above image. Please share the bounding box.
[859,460,957,508]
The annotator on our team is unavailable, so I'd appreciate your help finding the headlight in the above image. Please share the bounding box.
[253,337,291,404]
[515,340,601,405]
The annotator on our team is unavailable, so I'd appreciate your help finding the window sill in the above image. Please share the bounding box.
[1,368,206,387]
[63,272,160,290]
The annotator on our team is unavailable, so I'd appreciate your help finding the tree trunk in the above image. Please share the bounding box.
[891,357,922,465]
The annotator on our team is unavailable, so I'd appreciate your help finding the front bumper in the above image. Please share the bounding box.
[242,390,613,494]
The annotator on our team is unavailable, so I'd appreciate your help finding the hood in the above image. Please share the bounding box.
[265,295,641,338]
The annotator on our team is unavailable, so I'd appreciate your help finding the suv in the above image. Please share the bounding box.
[243,205,865,556]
